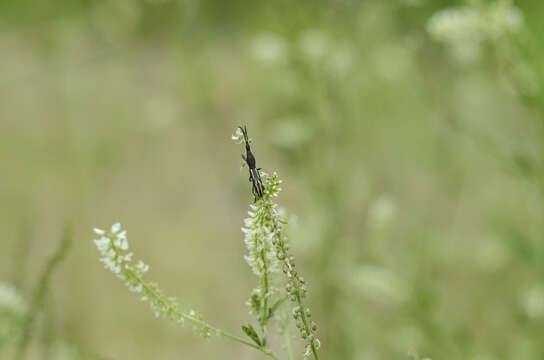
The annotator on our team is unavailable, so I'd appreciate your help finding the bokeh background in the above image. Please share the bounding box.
[1,0,544,359]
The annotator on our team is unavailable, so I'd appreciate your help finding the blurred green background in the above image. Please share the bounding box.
[1,0,544,359]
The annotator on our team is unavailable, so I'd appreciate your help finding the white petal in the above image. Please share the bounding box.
[93,228,105,235]
[111,222,121,233]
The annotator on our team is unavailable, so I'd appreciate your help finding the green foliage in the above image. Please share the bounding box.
[241,324,262,347]
[2,0,544,359]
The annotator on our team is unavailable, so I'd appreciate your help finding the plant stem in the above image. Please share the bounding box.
[125,263,279,359]
[270,217,320,360]
[15,225,72,360]
[261,247,270,342]
[284,328,294,360]
[296,293,319,360]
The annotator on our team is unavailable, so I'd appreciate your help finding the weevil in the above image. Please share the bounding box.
[238,126,265,201]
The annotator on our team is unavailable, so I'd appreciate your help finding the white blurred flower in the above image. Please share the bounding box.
[251,33,287,64]
[486,0,523,39]
[521,285,544,319]
[427,1,523,62]
[427,6,483,62]
[427,6,482,43]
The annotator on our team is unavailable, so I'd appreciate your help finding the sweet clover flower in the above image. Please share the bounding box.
[93,223,277,357]
[427,0,523,62]
[93,128,321,360]
[234,129,320,359]
[93,223,209,333]
[265,174,320,357]
[232,127,244,144]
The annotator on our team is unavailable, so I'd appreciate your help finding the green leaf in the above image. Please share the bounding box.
[242,324,262,346]
[267,296,288,320]
[250,293,261,313]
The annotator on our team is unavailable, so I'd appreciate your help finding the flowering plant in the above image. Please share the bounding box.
[92,128,320,359]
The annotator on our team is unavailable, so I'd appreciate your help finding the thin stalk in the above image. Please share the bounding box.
[15,225,72,360]
[260,247,270,342]
[269,214,320,360]
[296,293,319,360]
[127,267,262,350]
[284,328,294,360]
[117,251,279,359]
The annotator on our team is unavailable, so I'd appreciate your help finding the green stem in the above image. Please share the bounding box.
[117,251,278,359]
[285,328,294,360]
[15,225,72,360]
[296,293,319,360]
[270,216,320,360]
[261,247,270,340]
[127,269,263,350]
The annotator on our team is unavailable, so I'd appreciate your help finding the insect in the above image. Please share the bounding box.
[238,125,265,201]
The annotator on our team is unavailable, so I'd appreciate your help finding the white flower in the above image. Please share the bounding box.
[92,223,211,339]
[94,236,110,253]
[427,1,524,62]
[93,228,105,235]
[136,260,149,273]
[231,127,244,144]
[114,237,129,250]
[240,173,285,312]
[111,222,122,233]
[427,6,482,43]
[129,283,143,293]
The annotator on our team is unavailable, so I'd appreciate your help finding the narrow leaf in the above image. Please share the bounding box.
[242,324,262,346]
[267,296,288,320]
